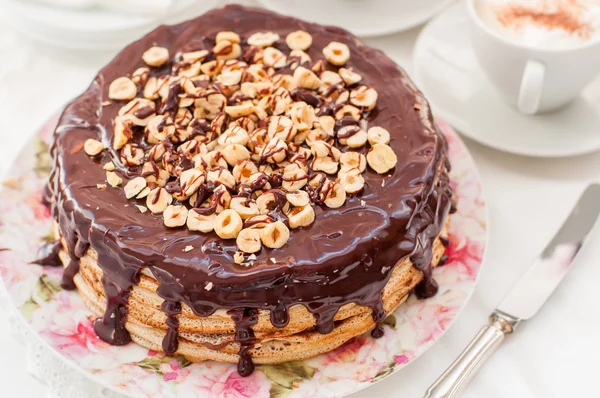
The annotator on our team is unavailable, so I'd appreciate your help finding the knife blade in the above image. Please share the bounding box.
[496,183,600,321]
[424,183,600,398]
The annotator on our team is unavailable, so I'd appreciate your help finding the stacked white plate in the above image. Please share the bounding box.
[0,0,219,51]
[257,0,457,37]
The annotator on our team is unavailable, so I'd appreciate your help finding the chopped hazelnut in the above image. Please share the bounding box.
[216,31,241,44]
[338,168,365,194]
[323,41,350,66]
[124,177,147,199]
[260,221,290,248]
[339,68,362,86]
[83,139,104,156]
[367,126,391,145]
[214,209,243,239]
[286,30,313,51]
[236,228,262,253]
[287,205,315,229]
[247,32,280,47]
[367,144,398,174]
[324,182,346,208]
[146,187,173,214]
[163,205,188,228]
[106,171,122,188]
[109,77,137,101]
[350,86,378,111]
[142,46,169,67]
[187,210,217,233]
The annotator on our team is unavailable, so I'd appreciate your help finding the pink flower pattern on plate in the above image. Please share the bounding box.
[393,350,415,366]
[0,117,486,398]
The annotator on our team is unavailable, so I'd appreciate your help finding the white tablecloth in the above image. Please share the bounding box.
[1,4,599,397]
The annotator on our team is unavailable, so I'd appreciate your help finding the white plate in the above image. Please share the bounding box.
[0,14,136,51]
[4,0,160,35]
[0,0,219,51]
[257,0,457,37]
[413,2,600,158]
[0,114,487,398]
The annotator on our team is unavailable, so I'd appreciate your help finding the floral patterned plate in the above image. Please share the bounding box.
[0,116,486,398]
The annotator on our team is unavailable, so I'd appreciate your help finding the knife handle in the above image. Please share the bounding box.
[423,312,519,398]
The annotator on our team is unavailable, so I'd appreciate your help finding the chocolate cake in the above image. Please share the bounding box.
[42,5,453,376]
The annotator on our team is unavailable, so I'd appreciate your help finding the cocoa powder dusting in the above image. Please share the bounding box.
[496,0,592,39]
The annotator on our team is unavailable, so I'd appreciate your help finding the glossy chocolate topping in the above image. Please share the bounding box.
[47,5,452,374]
[32,241,63,267]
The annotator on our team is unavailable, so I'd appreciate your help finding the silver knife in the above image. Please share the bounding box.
[424,183,600,398]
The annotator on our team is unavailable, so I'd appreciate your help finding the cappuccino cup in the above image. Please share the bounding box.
[467,0,600,114]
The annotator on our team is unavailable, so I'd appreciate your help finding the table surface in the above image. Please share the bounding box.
[1,3,599,398]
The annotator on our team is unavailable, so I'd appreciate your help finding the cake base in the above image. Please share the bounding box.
[57,224,448,365]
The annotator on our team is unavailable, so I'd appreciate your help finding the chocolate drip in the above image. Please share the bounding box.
[188,119,211,140]
[47,5,453,376]
[438,254,449,267]
[32,241,63,267]
[414,276,438,299]
[411,184,449,298]
[290,89,323,108]
[309,305,339,335]
[336,125,361,139]
[440,236,450,248]
[371,325,384,338]
[316,102,335,116]
[179,155,194,172]
[242,46,261,64]
[165,180,181,194]
[42,184,53,208]
[93,276,133,345]
[150,267,185,355]
[270,304,289,328]
[268,173,283,188]
[92,237,142,345]
[263,189,289,224]
[133,106,155,120]
[228,308,258,377]
[162,303,181,355]
[160,81,183,115]
[369,299,387,338]
[238,173,271,195]
[306,173,332,204]
[60,264,79,290]
[62,239,89,290]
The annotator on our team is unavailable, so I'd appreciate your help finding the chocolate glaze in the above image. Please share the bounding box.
[371,325,384,339]
[228,308,259,377]
[438,254,449,267]
[290,89,323,108]
[42,184,53,207]
[32,241,63,267]
[47,5,451,375]
[151,267,185,355]
[440,236,450,248]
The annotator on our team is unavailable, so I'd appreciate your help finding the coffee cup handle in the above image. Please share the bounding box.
[518,60,545,114]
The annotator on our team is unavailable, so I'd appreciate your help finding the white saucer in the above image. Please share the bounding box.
[0,0,218,51]
[413,2,600,158]
[257,0,456,37]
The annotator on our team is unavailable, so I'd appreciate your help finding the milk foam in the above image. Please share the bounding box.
[475,0,600,49]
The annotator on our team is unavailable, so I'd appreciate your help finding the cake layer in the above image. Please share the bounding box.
[59,229,446,364]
